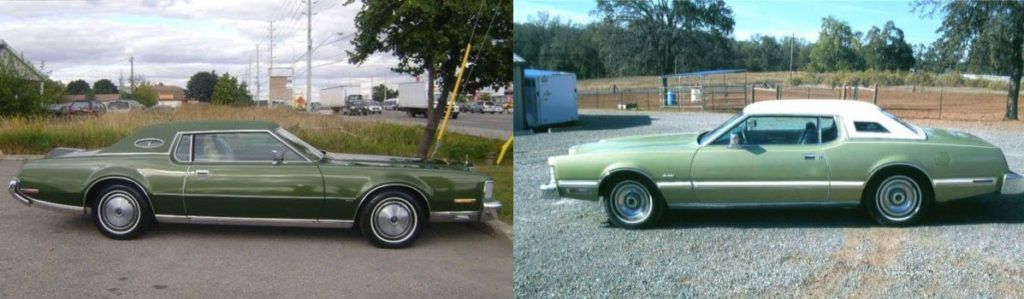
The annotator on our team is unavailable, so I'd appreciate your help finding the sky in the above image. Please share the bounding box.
[513,0,944,46]
[0,0,412,102]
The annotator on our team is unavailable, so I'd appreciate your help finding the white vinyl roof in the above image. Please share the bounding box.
[742,99,925,140]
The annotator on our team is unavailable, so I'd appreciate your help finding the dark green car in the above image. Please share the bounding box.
[8,120,500,248]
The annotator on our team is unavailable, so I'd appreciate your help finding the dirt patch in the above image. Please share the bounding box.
[803,228,905,298]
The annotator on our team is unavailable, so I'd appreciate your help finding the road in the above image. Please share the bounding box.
[514,109,1024,297]
[324,110,512,139]
[0,160,512,298]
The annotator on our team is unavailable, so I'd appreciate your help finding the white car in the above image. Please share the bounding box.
[367,102,383,114]
[482,101,504,114]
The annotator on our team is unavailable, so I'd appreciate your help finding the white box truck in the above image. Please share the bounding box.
[320,85,368,115]
[397,82,458,119]
[523,69,578,128]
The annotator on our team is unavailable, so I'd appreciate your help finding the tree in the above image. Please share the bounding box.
[186,71,219,102]
[211,73,253,106]
[347,0,512,158]
[862,21,915,71]
[0,54,64,116]
[808,17,863,72]
[131,82,158,107]
[92,79,118,94]
[594,0,734,75]
[66,79,90,95]
[917,0,1024,120]
[371,84,398,102]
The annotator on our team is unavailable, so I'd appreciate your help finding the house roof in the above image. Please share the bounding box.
[0,39,46,81]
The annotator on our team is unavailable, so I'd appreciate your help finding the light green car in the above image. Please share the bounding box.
[541,100,1024,227]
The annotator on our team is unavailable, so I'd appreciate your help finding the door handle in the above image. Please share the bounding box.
[194,169,210,176]
[803,153,820,160]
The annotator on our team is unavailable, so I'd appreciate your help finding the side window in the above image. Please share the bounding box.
[820,117,838,143]
[193,132,303,162]
[854,122,889,133]
[713,116,820,145]
[174,134,192,162]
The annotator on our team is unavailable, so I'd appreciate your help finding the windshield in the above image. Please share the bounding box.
[275,127,325,161]
[698,112,743,144]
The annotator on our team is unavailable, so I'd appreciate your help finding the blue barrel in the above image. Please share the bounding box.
[666,91,676,106]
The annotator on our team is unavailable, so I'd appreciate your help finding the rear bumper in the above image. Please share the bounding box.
[7,178,83,214]
[1002,172,1024,195]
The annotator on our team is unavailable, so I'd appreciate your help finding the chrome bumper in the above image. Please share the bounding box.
[430,199,503,222]
[7,178,83,214]
[1002,172,1024,195]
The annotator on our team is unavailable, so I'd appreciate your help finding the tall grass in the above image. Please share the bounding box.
[0,104,508,164]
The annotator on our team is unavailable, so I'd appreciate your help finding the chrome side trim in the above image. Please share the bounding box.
[32,199,85,214]
[430,211,480,222]
[932,177,997,186]
[669,201,859,209]
[154,214,353,228]
[656,181,692,188]
[557,180,599,188]
[1001,172,1024,195]
[830,181,865,188]
[9,178,84,213]
[693,181,831,188]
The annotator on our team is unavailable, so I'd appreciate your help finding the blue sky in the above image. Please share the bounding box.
[514,0,944,46]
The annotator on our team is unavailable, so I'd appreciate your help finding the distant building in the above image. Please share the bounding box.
[65,94,120,102]
[152,84,187,107]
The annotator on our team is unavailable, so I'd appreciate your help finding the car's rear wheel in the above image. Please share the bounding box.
[92,184,153,240]
[865,173,931,226]
[603,179,664,228]
[359,190,424,249]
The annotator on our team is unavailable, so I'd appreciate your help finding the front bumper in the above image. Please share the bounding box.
[1002,172,1024,195]
[429,200,502,222]
[7,178,83,214]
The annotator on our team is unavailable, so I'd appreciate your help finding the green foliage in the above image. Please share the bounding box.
[371,84,397,102]
[66,79,90,95]
[92,79,118,94]
[185,71,218,102]
[808,17,863,72]
[0,55,63,117]
[210,73,253,106]
[861,21,915,71]
[131,82,158,107]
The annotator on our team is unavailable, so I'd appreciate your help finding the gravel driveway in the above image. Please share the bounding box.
[513,109,1024,297]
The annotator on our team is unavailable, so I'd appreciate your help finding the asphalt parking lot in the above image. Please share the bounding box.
[325,109,512,139]
[514,109,1024,297]
[0,160,511,298]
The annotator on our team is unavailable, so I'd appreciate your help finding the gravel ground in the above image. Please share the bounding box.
[513,109,1024,297]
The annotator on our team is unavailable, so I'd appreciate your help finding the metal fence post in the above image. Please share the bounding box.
[775,84,781,100]
[751,85,755,103]
[873,84,879,105]
[646,91,650,110]
[938,86,944,119]
[807,87,811,99]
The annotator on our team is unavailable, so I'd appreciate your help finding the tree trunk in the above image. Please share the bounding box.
[1007,35,1023,121]
[416,67,436,158]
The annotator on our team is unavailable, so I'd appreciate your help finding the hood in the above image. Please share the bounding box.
[923,128,998,148]
[569,133,701,155]
[325,152,471,171]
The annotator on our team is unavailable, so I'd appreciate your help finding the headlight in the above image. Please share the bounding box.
[483,180,494,200]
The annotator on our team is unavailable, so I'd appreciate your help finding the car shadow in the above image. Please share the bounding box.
[646,194,1024,229]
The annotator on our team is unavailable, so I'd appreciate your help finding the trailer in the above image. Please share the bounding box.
[523,69,578,128]
[320,85,367,115]
[397,82,458,119]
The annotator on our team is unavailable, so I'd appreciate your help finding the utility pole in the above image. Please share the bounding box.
[268,21,275,76]
[305,0,313,107]
[256,44,261,104]
[129,56,135,92]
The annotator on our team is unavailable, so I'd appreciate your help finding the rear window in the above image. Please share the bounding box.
[854,122,889,133]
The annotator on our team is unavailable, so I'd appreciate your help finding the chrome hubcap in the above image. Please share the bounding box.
[101,191,138,231]
[373,198,414,240]
[611,181,652,224]
[876,176,921,221]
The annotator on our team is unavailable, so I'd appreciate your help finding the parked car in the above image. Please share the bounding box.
[480,101,503,114]
[341,95,369,116]
[63,100,106,116]
[382,99,397,110]
[47,103,69,115]
[541,100,1023,228]
[367,101,383,114]
[106,100,146,112]
[8,120,501,248]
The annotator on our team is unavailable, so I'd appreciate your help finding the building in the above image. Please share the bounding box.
[0,39,46,94]
[152,84,187,107]
[65,94,120,102]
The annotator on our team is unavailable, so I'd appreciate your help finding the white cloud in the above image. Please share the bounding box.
[0,0,414,102]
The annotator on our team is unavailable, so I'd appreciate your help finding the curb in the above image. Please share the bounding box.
[475,219,513,244]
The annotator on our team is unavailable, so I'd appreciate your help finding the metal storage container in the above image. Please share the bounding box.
[523,69,578,128]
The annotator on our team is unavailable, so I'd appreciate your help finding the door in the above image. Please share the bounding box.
[181,132,324,219]
[690,115,833,203]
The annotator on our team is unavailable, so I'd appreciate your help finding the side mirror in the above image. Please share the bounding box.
[728,133,742,148]
[271,150,284,165]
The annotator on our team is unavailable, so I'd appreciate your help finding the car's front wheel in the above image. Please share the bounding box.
[865,173,931,226]
[603,179,664,228]
[359,190,424,248]
[91,184,153,240]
